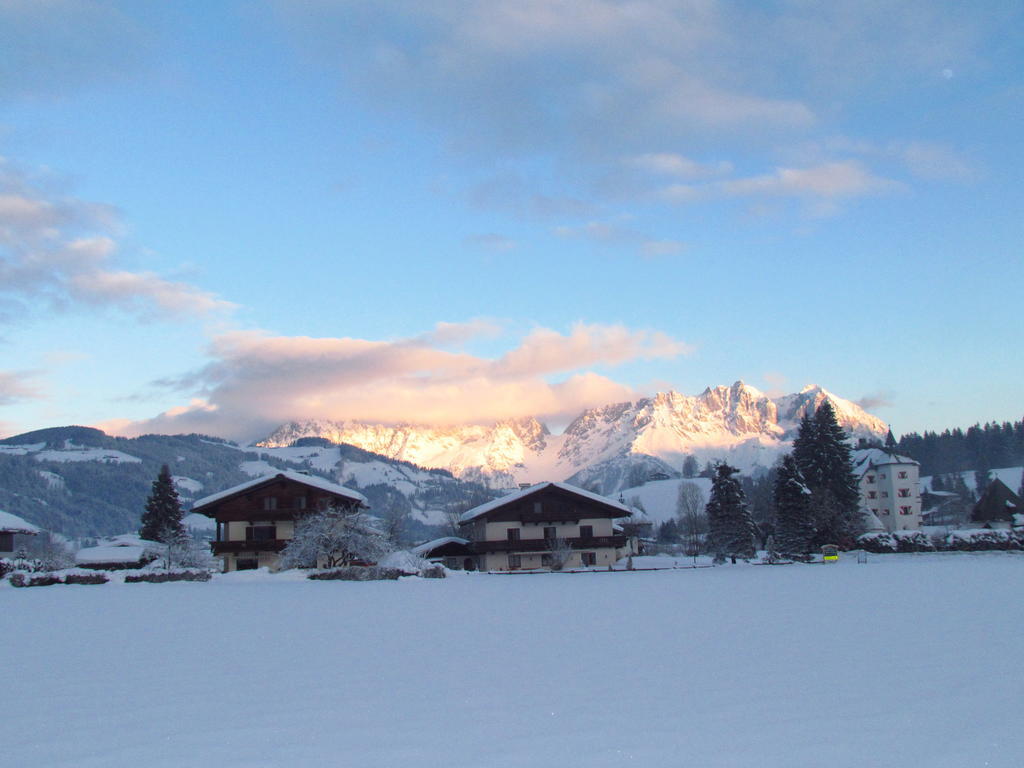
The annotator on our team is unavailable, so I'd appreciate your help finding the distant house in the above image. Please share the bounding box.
[458,482,637,571]
[971,479,1022,529]
[0,511,40,558]
[412,537,475,570]
[852,447,922,532]
[191,471,367,572]
[76,534,161,570]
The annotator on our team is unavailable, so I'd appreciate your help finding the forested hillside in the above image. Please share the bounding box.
[897,418,1024,476]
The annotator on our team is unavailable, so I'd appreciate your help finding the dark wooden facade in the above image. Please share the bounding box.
[971,478,1022,525]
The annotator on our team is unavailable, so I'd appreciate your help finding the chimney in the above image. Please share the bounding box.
[519,483,531,490]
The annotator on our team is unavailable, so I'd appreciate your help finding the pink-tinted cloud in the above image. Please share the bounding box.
[0,158,234,321]
[114,321,692,441]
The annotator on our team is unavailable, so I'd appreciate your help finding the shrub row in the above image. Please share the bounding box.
[9,571,109,587]
[124,569,212,583]
[308,566,405,581]
[858,529,1024,554]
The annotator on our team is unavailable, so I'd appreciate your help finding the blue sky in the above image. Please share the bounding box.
[1,0,1021,442]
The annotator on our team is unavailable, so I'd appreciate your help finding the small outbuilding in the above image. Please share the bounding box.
[412,537,475,570]
[971,479,1023,529]
[0,510,41,557]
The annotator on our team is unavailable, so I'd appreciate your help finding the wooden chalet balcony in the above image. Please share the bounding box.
[470,535,628,554]
[211,539,289,554]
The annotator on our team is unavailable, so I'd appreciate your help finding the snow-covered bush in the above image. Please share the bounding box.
[892,530,935,553]
[8,572,63,588]
[0,559,13,578]
[857,532,897,553]
[378,549,435,575]
[945,529,1023,551]
[124,569,212,583]
[307,566,404,581]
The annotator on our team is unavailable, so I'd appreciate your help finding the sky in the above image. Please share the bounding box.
[0,0,1022,443]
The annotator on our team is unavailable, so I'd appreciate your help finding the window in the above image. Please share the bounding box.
[867,491,877,499]
[236,557,258,571]
[871,508,879,514]
[899,506,913,515]
[293,496,307,510]
[880,509,890,515]
[881,491,889,498]
[579,525,593,539]
[880,473,887,479]
[0,532,13,551]
[508,554,521,570]
[506,528,520,543]
[541,553,553,567]
[245,525,277,542]
[543,526,557,540]
[866,475,875,484]
[897,488,911,498]
[263,496,278,511]
[581,552,597,566]
[898,471,908,479]
[533,501,542,515]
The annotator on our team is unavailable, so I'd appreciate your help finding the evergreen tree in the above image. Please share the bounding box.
[974,466,992,497]
[773,454,815,557]
[791,400,862,548]
[931,474,946,492]
[140,464,185,543]
[681,455,699,478]
[705,463,757,563]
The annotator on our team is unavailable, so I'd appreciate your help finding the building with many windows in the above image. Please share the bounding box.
[191,470,367,572]
[852,448,922,532]
[458,482,637,571]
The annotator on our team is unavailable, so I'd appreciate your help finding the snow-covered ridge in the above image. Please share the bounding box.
[256,381,887,484]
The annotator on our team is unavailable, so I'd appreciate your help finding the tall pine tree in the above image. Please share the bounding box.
[773,454,815,557]
[705,463,757,563]
[140,464,185,543]
[791,400,863,548]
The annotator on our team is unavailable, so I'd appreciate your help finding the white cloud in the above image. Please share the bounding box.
[0,369,44,406]
[628,153,732,179]
[115,321,692,440]
[717,162,901,199]
[0,158,234,320]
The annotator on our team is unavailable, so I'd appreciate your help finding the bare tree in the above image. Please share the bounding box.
[280,506,392,570]
[545,536,574,571]
[676,481,706,562]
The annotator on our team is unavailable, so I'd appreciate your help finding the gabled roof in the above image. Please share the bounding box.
[458,481,631,523]
[0,510,41,535]
[852,448,918,477]
[411,536,470,556]
[191,470,367,513]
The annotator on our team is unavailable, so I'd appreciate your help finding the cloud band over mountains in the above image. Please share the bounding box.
[108,322,692,441]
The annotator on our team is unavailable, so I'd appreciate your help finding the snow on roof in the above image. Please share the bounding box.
[0,510,41,535]
[852,448,918,477]
[459,481,631,523]
[191,470,367,512]
[411,536,470,556]
[75,545,148,564]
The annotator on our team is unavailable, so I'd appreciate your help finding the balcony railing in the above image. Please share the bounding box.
[211,539,289,554]
[469,535,628,554]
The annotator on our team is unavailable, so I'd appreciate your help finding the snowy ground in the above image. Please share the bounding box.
[4,553,1023,767]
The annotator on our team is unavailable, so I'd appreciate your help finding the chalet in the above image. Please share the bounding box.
[191,470,367,572]
[458,482,637,571]
[852,447,922,532]
[411,537,475,570]
[971,478,1022,529]
[0,510,40,558]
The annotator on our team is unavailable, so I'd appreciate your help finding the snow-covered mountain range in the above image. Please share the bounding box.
[257,382,888,491]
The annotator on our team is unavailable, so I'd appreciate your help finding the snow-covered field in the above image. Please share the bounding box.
[4,554,1023,767]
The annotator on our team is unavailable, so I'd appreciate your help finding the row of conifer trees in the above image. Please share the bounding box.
[706,400,864,561]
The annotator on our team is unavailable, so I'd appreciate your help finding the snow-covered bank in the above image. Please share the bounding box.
[4,554,1023,767]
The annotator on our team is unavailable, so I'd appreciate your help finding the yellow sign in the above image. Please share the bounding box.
[821,545,839,563]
